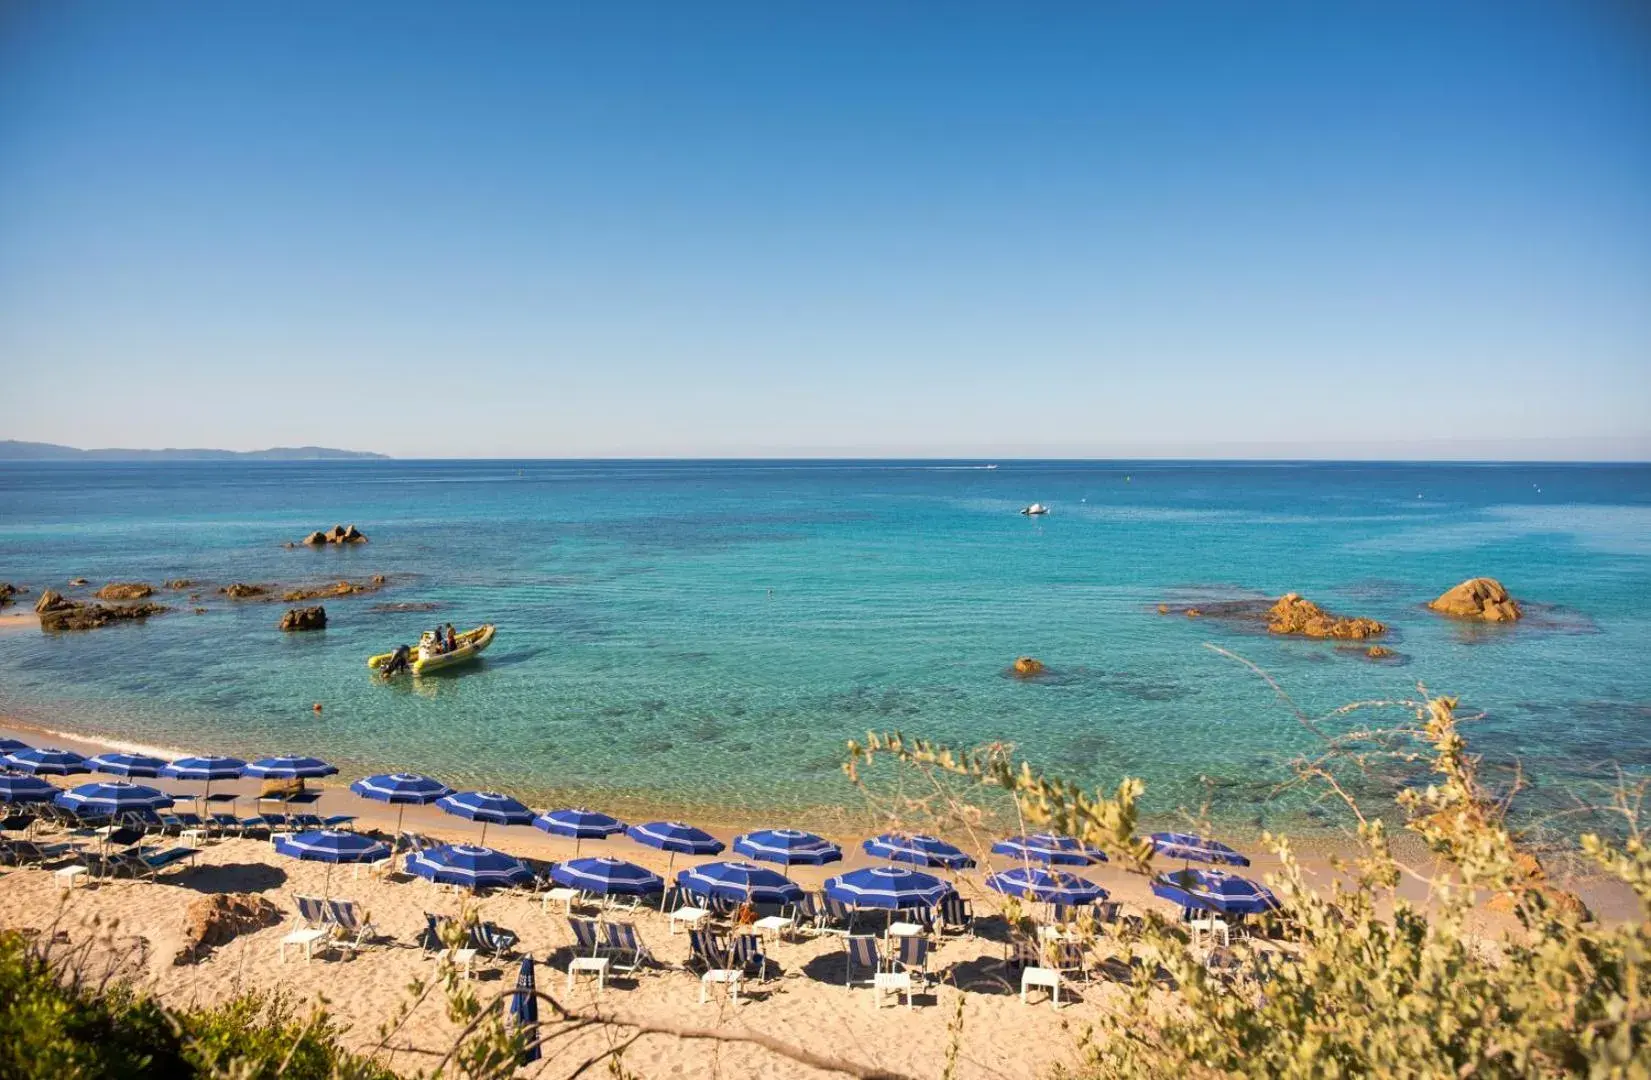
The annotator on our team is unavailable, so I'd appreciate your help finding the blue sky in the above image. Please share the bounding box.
[2,2,1647,458]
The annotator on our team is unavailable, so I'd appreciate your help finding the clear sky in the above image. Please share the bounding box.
[2,2,1648,459]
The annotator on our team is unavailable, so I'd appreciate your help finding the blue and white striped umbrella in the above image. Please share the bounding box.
[549,856,663,897]
[351,773,454,836]
[533,808,626,857]
[245,755,338,780]
[89,753,168,778]
[0,774,59,804]
[733,828,842,866]
[627,821,725,907]
[4,747,90,776]
[824,866,953,911]
[678,860,803,904]
[0,738,30,755]
[862,832,976,870]
[435,791,534,844]
[1150,832,1250,867]
[1152,868,1278,916]
[54,781,174,818]
[509,956,540,1065]
[985,866,1108,906]
[274,830,390,898]
[162,756,248,781]
[406,843,533,890]
[992,833,1108,866]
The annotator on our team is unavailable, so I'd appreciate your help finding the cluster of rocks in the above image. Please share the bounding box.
[221,575,386,603]
[1266,593,1387,640]
[95,582,153,600]
[301,524,368,545]
[172,892,282,965]
[34,589,168,632]
[0,583,20,608]
[278,605,327,632]
[1428,577,1521,622]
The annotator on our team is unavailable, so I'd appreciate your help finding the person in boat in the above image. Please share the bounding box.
[419,629,440,661]
[445,623,457,653]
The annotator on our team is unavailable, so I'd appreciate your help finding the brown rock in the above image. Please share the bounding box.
[96,582,153,601]
[34,589,71,615]
[341,524,366,543]
[1365,645,1395,659]
[221,583,269,599]
[1011,656,1045,677]
[326,524,348,542]
[1428,577,1522,623]
[174,892,282,965]
[163,579,193,590]
[278,605,327,631]
[39,600,168,631]
[193,607,207,615]
[281,578,385,602]
[1156,604,1169,615]
[1184,608,1202,618]
[67,577,88,587]
[303,530,328,545]
[0,583,19,608]
[1266,593,1386,640]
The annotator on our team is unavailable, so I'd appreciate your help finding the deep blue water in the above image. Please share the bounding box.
[1,460,1648,834]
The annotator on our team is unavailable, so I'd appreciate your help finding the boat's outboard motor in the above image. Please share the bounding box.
[383,643,411,676]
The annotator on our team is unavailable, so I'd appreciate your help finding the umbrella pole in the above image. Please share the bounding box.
[480,821,489,845]
[396,804,407,846]
[660,852,676,910]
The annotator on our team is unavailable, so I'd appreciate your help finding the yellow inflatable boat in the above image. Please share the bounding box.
[368,624,496,676]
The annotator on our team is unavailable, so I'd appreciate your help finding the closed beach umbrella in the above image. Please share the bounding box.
[627,821,725,908]
[823,866,953,911]
[677,860,802,905]
[862,832,976,870]
[549,856,663,898]
[1150,831,1250,867]
[161,755,247,803]
[54,781,174,820]
[1151,868,1278,916]
[274,829,390,898]
[508,956,540,1065]
[985,866,1108,906]
[992,833,1107,866]
[405,843,533,891]
[533,808,626,858]
[244,755,339,780]
[89,753,168,779]
[0,774,59,804]
[0,738,30,755]
[435,791,534,844]
[733,828,842,866]
[350,773,454,839]
[4,747,89,777]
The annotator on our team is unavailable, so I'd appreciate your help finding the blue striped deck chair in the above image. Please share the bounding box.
[418,912,453,952]
[892,933,930,986]
[326,900,378,952]
[568,917,604,957]
[295,895,331,929]
[1052,940,1088,983]
[687,928,729,974]
[790,890,825,933]
[603,921,654,973]
[843,935,882,991]
[823,893,857,934]
[469,921,519,959]
[938,892,974,937]
[729,932,768,981]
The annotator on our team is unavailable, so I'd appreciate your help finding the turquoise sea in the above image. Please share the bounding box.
[2,460,1648,836]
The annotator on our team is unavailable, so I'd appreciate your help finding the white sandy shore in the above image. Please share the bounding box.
[0,714,1641,1078]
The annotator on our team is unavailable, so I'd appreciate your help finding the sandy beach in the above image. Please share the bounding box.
[1,715,1641,1078]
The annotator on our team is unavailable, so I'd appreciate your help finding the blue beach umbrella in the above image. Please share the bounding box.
[54,781,174,819]
[733,828,842,866]
[509,956,540,1065]
[1150,831,1250,867]
[992,833,1108,866]
[350,773,455,838]
[0,774,59,804]
[862,832,976,870]
[435,791,534,844]
[406,843,533,891]
[1151,868,1279,916]
[677,860,803,905]
[985,866,1108,906]
[245,755,339,780]
[274,829,391,898]
[533,808,626,857]
[627,821,725,907]
[161,755,247,804]
[89,753,168,779]
[0,738,30,755]
[5,747,89,777]
[823,865,953,912]
[548,856,663,898]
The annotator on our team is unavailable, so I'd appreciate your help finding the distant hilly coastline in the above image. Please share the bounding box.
[0,440,389,461]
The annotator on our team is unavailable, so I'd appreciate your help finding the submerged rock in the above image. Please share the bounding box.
[39,599,169,631]
[281,577,386,602]
[1267,593,1386,640]
[278,605,327,631]
[221,583,270,599]
[67,577,89,587]
[163,578,193,590]
[1428,577,1521,622]
[95,582,153,600]
[1365,645,1395,659]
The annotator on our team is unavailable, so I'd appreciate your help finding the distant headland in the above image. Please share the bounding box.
[0,440,388,461]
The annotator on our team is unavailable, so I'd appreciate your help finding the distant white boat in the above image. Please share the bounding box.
[1020,503,1049,516]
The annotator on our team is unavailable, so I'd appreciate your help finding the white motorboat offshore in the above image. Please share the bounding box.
[1020,503,1049,516]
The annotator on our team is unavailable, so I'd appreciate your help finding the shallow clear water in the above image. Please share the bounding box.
[1,460,1647,834]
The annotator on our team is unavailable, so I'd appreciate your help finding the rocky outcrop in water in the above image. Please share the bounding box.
[0,583,19,608]
[1267,593,1386,640]
[67,577,88,587]
[37,591,168,631]
[1011,656,1046,677]
[221,583,270,599]
[281,576,385,602]
[279,606,327,631]
[164,578,193,590]
[1428,577,1521,623]
[95,582,153,600]
[35,589,70,614]
[302,524,368,545]
[173,892,281,965]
